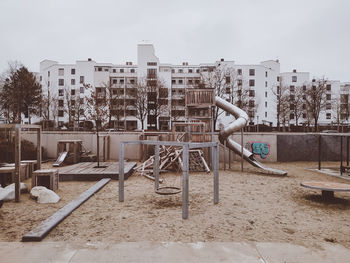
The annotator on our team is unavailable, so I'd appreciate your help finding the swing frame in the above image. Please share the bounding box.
[118,140,219,219]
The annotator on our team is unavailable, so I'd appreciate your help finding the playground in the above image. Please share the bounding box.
[0,161,349,249]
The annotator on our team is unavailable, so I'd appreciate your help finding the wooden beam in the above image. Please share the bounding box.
[22,178,111,242]
[15,125,21,202]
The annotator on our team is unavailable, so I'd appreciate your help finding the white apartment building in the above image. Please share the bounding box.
[32,44,347,130]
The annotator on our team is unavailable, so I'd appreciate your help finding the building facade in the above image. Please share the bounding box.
[32,44,348,130]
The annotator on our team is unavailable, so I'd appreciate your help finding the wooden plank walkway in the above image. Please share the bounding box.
[59,162,136,181]
[22,178,111,242]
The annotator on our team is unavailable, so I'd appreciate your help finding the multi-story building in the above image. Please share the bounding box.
[31,44,347,130]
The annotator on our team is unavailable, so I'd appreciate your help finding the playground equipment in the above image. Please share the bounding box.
[215,97,287,176]
[53,140,82,167]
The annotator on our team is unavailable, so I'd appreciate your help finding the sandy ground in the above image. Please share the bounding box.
[0,161,349,249]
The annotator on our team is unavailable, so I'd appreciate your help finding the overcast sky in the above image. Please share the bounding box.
[0,0,349,81]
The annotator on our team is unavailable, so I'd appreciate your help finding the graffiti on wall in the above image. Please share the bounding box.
[250,142,270,159]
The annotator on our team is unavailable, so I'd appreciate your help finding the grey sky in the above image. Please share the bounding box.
[1,0,349,81]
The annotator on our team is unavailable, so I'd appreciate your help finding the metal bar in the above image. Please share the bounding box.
[318,135,321,170]
[154,145,160,191]
[340,136,343,175]
[223,140,226,171]
[37,127,41,170]
[182,144,189,219]
[119,143,124,202]
[214,145,219,204]
[15,125,21,202]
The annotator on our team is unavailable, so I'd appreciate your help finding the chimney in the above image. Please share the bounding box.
[293,69,297,73]
[220,58,224,62]
[88,58,92,61]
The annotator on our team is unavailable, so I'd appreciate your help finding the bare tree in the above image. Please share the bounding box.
[63,86,75,128]
[290,85,305,127]
[133,79,148,131]
[85,84,108,129]
[272,77,290,131]
[304,78,328,132]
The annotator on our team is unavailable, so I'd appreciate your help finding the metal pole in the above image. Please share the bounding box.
[340,136,343,175]
[241,128,244,172]
[214,145,219,204]
[154,145,159,191]
[223,140,226,171]
[318,135,321,170]
[228,145,231,169]
[182,143,189,219]
[119,143,124,202]
[347,136,349,167]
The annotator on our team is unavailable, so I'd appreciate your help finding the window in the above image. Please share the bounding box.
[290,85,295,92]
[265,101,267,107]
[71,100,75,106]
[71,79,75,85]
[98,67,102,72]
[312,86,316,91]
[196,69,200,73]
[71,68,75,75]
[326,84,331,91]
[326,113,331,119]
[80,76,84,83]
[302,104,306,109]
[249,79,255,87]
[112,69,116,73]
[303,113,306,118]
[290,95,295,100]
[130,79,135,84]
[237,69,242,75]
[48,71,50,77]
[130,69,135,73]
[195,79,200,84]
[326,103,332,110]
[265,91,267,97]
[187,69,192,73]
[147,62,157,66]
[58,79,64,86]
[290,113,295,119]
[79,109,84,115]
[147,68,157,78]
[80,87,84,93]
[40,76,42,81]
[249,90,255,97]
[303,85,306,91]
[265,81,267,87]
[188,79,193,85]
[58,100,64,107]
[277,76,280,81]
[58,110,64,117]
[71,110,75,116]
[226,87,231,94]
[113,79,118,84]
[178,79,183,84]
[58,89,64,96]
[178,69,183,73]
[58,68,64,76]
[249,69,255,76]
[171,69,175,73]
[172,79,176,84]
[120,79,124,84]
[120,69,124,73]
[265,112,267,118]
[226,76,230,83]
[48,81,50,87]
[238,79,242,86]
[290,104,295,110]
[104,68,109,72]
[265,71,268,77]
[71,89,75,96]
[326,94,331,100]
[249,100,255,107]
[292,76,297,82]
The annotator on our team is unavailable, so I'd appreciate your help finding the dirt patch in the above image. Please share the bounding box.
[1,161,349,249]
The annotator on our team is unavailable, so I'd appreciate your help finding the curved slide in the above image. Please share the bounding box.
[215,97,287,176]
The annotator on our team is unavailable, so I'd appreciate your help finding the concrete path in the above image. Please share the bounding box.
[0,241,349,263]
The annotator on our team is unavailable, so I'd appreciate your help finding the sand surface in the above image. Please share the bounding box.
[1,162,349,249]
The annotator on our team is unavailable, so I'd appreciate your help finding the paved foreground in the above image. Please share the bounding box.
[0,242,349,263]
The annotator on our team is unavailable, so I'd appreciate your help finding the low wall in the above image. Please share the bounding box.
[21,131,345,163]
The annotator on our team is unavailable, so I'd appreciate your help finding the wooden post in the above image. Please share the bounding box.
[107,136,110,161]
[37,127,41,170]
[214,144,219,204]
[340,136,343,175]
[182,143,189,219]
[103,136,106,162]
[318,135,321,170]
[241,128,244,172]
[119,143,124,202]
[154,145,160,191]
[15,125,21,202]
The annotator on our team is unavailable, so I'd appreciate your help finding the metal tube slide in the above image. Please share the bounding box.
[215,96,287,176]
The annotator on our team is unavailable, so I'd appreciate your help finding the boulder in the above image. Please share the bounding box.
[30,186,60,204]
[0,183,28,201]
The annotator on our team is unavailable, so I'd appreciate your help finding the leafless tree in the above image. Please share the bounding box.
[85,84,108,129]
[272,77,290,131]
[133,79,148,131]
[290,85,305,127]
[304,77,328,132]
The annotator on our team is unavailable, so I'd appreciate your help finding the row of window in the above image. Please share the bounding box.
[58,68,76,76]
[58,87,85,96]
[172,78,201,85]
[58,76,84,86]
[112,78,136,85]
[95,67,137,74]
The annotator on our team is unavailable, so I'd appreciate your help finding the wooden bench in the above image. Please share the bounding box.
[32,169,59,191]
[301,181,350,199]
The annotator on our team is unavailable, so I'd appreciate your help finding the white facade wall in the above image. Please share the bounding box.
[35,44,346,129]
